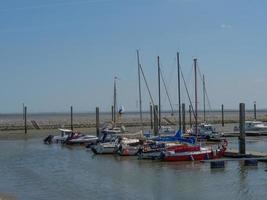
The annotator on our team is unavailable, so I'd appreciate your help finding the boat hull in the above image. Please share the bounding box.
[117,147,140,156]
[91,143,116,154]
[162,148,225,161]
[65,138,98,145]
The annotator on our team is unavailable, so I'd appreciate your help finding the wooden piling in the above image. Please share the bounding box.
[182,103,186,133]
[154,105,159,136]
[239,103,246,155]
[189,105,192,128]
[22,103,25,120]
[150,103,153,130]
[70,106,73,131]
[244,159,258,166]
[111,105,114,122]
[221,104,224,127]
[254,101,257,120]
[24,106,27,134]
[96,107,100,137]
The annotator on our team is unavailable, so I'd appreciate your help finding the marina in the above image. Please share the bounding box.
[1,1,267,199]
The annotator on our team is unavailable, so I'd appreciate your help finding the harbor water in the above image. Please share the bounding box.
[0,136,267,200]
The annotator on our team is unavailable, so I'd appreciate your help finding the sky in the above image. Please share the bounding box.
[1,0,267,113]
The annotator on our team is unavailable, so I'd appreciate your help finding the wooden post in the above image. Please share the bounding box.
[24,106,27,134]
[254,101,256,120]
[150,103,153,130]
[182,103,186,133]
[189,105,192,128]
[70,106,73,131]
[154,105,159,136]
[221,104,224,127]
[111,105,114,122]
[239,103,246,155]
[22,103,25,120]
[96,107,100,137]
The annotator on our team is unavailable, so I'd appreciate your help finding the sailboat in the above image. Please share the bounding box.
[100,76,125,136]
[161,58,227,161]
[187,67,222,140]
[90,76,144,155]
[138,54,205,160]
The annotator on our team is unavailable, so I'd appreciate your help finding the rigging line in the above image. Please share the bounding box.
[166,57,177,90]
[159,65,174,115]
[140,64,160,118]
[139,64,156,108]
[180,66,196,120]
[186,64,194,89]
[196,64,213,112]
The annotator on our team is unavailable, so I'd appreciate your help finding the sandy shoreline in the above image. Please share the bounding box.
[0,117,266,131]
[1,111,267,139]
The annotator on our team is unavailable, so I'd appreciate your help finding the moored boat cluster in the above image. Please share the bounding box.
[44,126,228,162]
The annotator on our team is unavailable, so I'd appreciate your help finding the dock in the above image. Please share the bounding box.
[223,131,267,137]
[224,148,267,158]
[201,157,267,163]
[200,148,267,163]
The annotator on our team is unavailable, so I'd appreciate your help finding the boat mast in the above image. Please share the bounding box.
[136,50,143,129]
[157,56,161,128]
[113,76,117,126]
[203,74,206,122]
[194,58,198,137]
[177,52,181,131]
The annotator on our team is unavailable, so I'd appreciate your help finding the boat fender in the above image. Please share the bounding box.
[222,140,228,148]
[43,135,53,144]
[159,152,165,160]
[143,146,148,152]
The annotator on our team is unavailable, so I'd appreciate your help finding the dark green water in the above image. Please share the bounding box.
[0,137,267,200]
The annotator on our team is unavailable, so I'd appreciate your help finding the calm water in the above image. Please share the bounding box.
[0,137,267,200]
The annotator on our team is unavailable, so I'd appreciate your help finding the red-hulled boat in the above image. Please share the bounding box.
[161,139,227,161]
[166,143,200,152]
[138,141,202,160]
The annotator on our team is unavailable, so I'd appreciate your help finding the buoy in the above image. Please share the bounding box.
[244,159,258,166]
[210,161,225,169]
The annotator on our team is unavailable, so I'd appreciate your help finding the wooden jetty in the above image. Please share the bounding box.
[223,131,267,137]
[201,157,267,163]
[201,148,267,163]
[225,148,267,158]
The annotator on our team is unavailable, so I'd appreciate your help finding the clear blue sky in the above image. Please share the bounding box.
[1,0,267,113]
